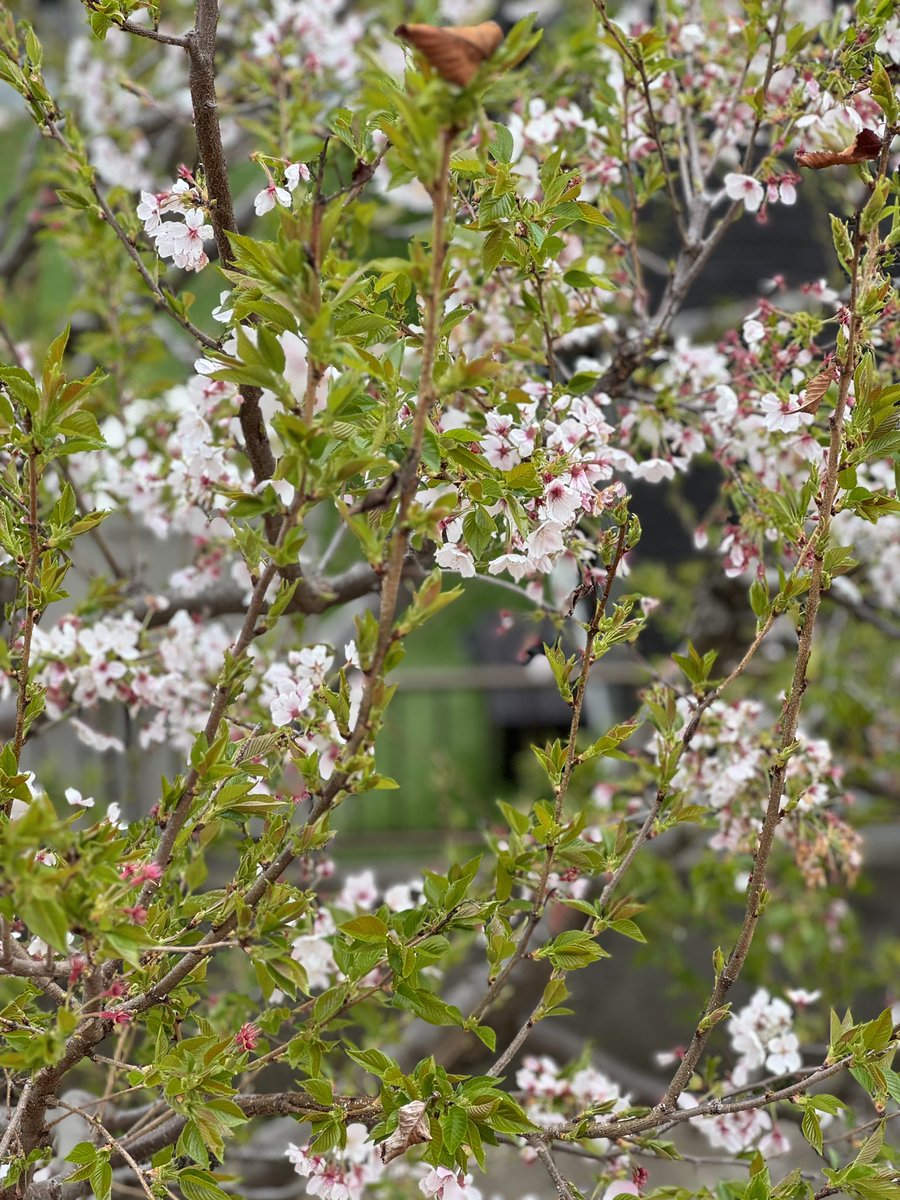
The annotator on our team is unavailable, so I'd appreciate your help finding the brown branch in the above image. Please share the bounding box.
[10,446,40,769]
[573,1050,855,1142]
[593,0,686,241]
[302,142,329,424]
[656,197,868,1115]
[138,506,297,897]
[0,941,68,1003]
[529,1138,579,1200]
[186,1,238,268]
[55,138,461,1135]
[51,1100,157,1200]
[184,0,275,482]
[304,125,457,827]
[594,0,785,398]
[115,1092,378,1166]
[135,558,419,629]
[114,17,189,47]
[473,524,630,1034]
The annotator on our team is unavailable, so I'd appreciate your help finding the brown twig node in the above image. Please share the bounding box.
[394,22,504,87]
[795,128,881,169]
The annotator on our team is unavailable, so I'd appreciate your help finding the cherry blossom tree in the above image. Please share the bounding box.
[1,2,900,1200]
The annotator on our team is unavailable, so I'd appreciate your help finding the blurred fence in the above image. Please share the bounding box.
[334,658,643,847]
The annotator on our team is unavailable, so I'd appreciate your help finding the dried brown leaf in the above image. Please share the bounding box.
[797,363,838,414]
[394,22,504,87]
[379,1100,432,1164]
[795,128,882,170]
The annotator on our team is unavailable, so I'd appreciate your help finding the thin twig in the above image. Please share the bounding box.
[593,0,687,241]
[574,1050,856,1141]
[139,494,304,898]
[53,1098,157,1200]
[531,268,559,387]
[114,16,189,47]
[473,525,630,1033]
[530,1137,579,1200]
[8,442,41,786]
[657,184,868,1115]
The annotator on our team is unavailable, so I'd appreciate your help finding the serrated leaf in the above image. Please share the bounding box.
[802,1107,823,1154]
[340,914,388,943]
[442,1106,468,1154]
[177,1168,232,1200]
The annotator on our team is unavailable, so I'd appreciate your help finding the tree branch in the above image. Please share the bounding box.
[185,0,275,483]
[656,185,869,1114]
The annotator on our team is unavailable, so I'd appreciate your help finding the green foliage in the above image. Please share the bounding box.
[0,3,899,1200]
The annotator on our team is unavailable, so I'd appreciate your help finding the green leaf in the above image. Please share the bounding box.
[535,930,610,970]
[89,1158,112,1200]
[345,1046,400,1079]
[66,1143,98,1167]
[497,799,529,836]
[801,1106,823,1154]
[302,1077,334,1107]
[340,914,388,942]
[462,506,495,559]
[559,200,613,228]
[607,918,646,943]
[469,1022,496,1051]
[19,894,69,953]
[177,1168,232,1200]
[870,57,899,123]
[489,122,514,163]
[176,1121,209,1166]
[394,982,464,1028]
[102,923,153,966]
[581,719,639,761]
[481,228,508,278]
[442,1106,469,1153]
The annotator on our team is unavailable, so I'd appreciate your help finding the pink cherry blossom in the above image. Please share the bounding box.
[724,172,764,213]
[254,182,292,216]
[285,161,311,189]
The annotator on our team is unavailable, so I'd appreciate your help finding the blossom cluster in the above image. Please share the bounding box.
[680,1092,791,1158]
[136,177,214,273]
[285,1129,492,1200]
[515,1055,630,1137]
[728,988,804,1082]
[248,0,363,83]
[660,697,862,885]
[430,382,630,588]
[30,608,232,754]
[286,1124,383,1200]
[253,160,311,216]
[677,989,811,1155]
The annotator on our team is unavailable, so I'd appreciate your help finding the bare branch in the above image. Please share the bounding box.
[529,1138,579,1200]
[114,17,189,48]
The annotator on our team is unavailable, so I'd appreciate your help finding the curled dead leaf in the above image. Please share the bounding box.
[797,362,838,414]
[795,129,881,170]
[379,1099,432,1164]
[394,22,504,87]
